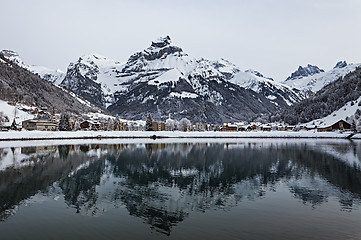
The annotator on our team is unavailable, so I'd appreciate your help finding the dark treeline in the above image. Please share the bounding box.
[265,67,361,125]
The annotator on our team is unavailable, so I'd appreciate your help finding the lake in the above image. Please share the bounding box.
[0,139,361,240]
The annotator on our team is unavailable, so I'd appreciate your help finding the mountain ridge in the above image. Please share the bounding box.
[2,36,360,123]
[0,52,103,115]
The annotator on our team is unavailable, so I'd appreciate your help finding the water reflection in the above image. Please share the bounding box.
[0,140,361,234]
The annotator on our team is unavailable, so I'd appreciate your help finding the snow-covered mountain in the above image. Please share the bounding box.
[0,50,65,85]
[229,69,304,108]
[283,62,361,94]
[58,36,305,122]
[274,65,361,125]
[286,64,324,81]
[11,36,361,123]
[105,36,281,122]
[60,54,125,107]
[0,52,103,115]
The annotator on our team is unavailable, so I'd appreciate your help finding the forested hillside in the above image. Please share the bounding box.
[0,53,101,115]
[270,67,361,124]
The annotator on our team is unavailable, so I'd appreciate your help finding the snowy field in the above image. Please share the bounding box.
[0,130,355,141]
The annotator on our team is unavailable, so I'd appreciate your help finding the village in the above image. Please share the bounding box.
[0,104,353,133]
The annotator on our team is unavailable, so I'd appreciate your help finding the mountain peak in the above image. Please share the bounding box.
[245,69,274,81]
[286,64,324,81]
[78,53,111,64]
[123,36,186,72]
[334,61,347,69]
[0,49,24,66]
[0,49,19,58]
[151,36,172,48]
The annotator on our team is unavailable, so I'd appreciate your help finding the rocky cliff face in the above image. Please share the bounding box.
[60,54,125,107]
[282,61,361,94]
[106,36,281,123]
[59,36,304,122]
[230,69,304,108]
[1,36,313,122]
[286,64,324,81]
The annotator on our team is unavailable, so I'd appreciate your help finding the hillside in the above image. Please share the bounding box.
[272,66,361,125]
[1,37,306,123]
[0,53,102,115]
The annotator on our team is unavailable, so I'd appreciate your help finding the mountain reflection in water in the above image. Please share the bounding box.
[0,140,361,235]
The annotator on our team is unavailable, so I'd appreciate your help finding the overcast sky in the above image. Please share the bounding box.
[1,0,361,80]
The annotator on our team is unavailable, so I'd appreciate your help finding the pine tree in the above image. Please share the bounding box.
[351,119,356,132]
[145,114,153,131]
[10,119,17,130]
[0,111,5,130]
[59,113,70,131]
[113,117,121,131]
[179,118,191,132]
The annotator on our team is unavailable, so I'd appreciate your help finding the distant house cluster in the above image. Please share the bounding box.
[220,122,294,132]
[302,120,351,132]
[19,117,142,132]
[13,118,353,133]
[0,102,353,133]
[220,120,352,132]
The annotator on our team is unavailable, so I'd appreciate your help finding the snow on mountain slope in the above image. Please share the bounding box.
[229,69,304,107]
[0,50,65,84]
[0,51,105,115]
[27,65,65,85]
[58,36,304,121]
[302,96,361,129]
[59,37,232,108]
[283,61,361,94]
[286,64,324,81]
[107,36,280,123]
[60,54,127,107]
[0,100,34,125]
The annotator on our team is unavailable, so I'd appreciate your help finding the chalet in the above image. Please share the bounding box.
[302,125,317,131]
[194,122,207,131]
[260,125,271,131]
[80,120,91,130]
[221,124,238,131]
[158,122,166,131]
[151,121,167,131]
[317,120,351,132]
[80,120,101,130]
[22,119,57,131]
[248,124,259,131]
[238,126,247,131]
[113,121,127,131]
[286,125,295,131]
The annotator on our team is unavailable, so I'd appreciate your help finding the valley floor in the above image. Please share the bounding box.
[0,130,357,141]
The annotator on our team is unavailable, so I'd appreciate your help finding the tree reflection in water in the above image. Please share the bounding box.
[0,140,361,234]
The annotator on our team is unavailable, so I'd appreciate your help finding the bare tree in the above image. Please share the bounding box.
[179,118,191,132]
[165,118,175,131]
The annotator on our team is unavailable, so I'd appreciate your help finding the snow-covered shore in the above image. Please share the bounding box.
[0,130,355,141]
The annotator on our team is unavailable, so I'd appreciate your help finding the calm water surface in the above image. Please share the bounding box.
[0,139,361,240]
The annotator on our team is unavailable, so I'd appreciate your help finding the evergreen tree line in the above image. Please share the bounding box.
[264,67,361,125]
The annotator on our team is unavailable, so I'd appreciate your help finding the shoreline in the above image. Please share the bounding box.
[0,130,359,141]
